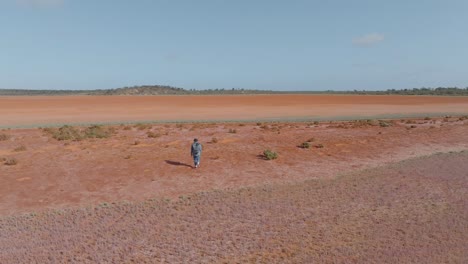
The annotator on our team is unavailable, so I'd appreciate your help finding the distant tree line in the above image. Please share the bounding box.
[0,86,467,96]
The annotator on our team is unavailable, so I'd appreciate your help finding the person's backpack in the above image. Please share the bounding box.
[193,142,202,156]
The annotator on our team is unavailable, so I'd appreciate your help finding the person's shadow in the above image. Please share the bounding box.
[165,160,193,168]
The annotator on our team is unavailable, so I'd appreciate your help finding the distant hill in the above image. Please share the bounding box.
[0,85,467,96]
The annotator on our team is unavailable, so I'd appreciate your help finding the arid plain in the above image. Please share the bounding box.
[1,95,468,263]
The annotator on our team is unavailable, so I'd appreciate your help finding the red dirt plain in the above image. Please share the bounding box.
[1,95,468,262]
[1,151,467,263]
[1,95,468,127]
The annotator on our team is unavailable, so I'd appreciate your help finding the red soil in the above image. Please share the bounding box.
[0,117,467,215]
[1,95,468,127]
[1,95,467,262]
[1,151,467,263]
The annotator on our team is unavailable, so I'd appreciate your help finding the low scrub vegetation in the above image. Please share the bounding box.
[3,157,17,166]
[263,149,278,160]
[147,131,160,138]
[0,134,10,141]
[378,120,392,127]
[298,142,310,149]
[315,143,324,148]
[44,125,114,141]
[13,146,27,152]
[228,129,237,134]
[135,123,152,130]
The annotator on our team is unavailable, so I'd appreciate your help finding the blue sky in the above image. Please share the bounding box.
[1,0,467,91]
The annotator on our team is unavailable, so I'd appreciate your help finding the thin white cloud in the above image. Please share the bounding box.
[352,33,385,46]
[16,0,64,8]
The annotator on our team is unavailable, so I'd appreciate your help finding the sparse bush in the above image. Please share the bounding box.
[228,129,237,134]
[52,125,83,141]
[122,125,132,130]
[4,158,17,166]
[307,137,315,142]
[313,121,319,125]
[211,137,218,143]
[298,142,310,149]
[133,140,140,145]
[135,123,152,130]
[424,117,431,120]
[378,120,392,127]
[0,134,10,141]
[147,131,160,138]
[315,143,324,148]
[14,145,27,152]
[263,149,278,160]
[256,122,262,126]
[84,125,113,139]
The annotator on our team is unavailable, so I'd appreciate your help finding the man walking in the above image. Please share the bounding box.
[191,138,202,168]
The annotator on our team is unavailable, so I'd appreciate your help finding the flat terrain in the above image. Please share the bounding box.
[1,151,467,263]
[1,117,467,216]
[1,95,468,263]
[1,95,468,127]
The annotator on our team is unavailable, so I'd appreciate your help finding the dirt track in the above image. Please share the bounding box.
[2,95,468,127]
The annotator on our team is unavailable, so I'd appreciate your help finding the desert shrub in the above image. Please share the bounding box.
[263,149,278,160]
[133,140,140,145]
[307,137,315,142]
[211,137,218,143]
[424,117,431,120]
[4,158,17,166]
[315,143,324,148]
[52,125,83,141]
[238,123,246,126]
[84,125,113,139]
[135,123,152,130]
[378,120,392,127]
[313,121,319,125]
[147,131,160,138]
[228,129,237,133]
[298,142,310,149]
[0,134,10,141]
[122,125,132,130]
[14,145,27,152]
[256,122,262,126]
[410,125,417,129]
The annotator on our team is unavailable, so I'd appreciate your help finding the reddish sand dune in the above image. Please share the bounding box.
[2,95,468,127]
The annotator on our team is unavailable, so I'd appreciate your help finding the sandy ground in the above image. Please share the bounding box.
[1,116,467,216]
[1,95,468,127]
[1,151,467,263]
[1,95,468,262]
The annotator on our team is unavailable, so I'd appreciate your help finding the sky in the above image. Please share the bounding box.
[0,0,467,91]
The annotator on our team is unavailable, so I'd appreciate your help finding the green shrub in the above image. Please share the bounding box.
[298,142,310,149]
[263,149,278,160]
